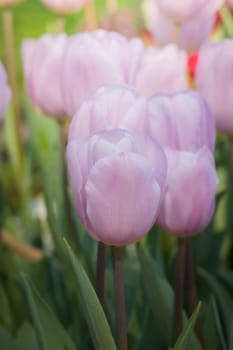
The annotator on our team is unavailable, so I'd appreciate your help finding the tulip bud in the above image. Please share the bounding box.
[68,86,147,141]
[196,40,233,134]
[0,62,11,120]
[157,147,218,237]
[22,34,68,118]
[67,129,167,245]
[41,0,87,14]
[147,91,215,152]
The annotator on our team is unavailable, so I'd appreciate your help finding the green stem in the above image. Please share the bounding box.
[112,246,128,350]
[96,242,106,306]
[56,15,65,32]
[173,237,186,344]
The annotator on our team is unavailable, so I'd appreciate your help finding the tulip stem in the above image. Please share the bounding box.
[112,246,128,350]
[173,237,186,344]
[84,0,97,30]
[106,0,118,15]
[56,15,65,32]
[3,7,23,166]
[96,242,106,306]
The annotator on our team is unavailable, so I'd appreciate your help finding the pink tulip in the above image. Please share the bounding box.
[147,91,216,152]
[66,129,167,245]
[22,34,68,118]
[155,0,224,23]
[0,62,11,120]
[0,0,23,6]
[195,40,233,134]
[68,86,147,141]
[63,30,144,116]
[135,45,188,98]
[41,0,87,14]
[227,0,233,9]
[157,147,218,236]
[144,1,215,52]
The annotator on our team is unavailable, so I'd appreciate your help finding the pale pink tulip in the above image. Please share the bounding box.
[68,86,147,141]
[0,62,11,120]
[41,0,87,14]
[22,34,68,118]
[67,129,167,245]
[155,0,224,23]
[147,91,215,152]
[158,147,218,236]
[196,40,233,134]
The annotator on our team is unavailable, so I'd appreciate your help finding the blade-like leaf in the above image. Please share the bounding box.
[203,295,227,350]
[64,240,117,350]
[16,322,40,350]
[0,326,19,350]
[22,275,77,350]
[230,317,233,350]
[172,302,201,350]
[137,244,201,350]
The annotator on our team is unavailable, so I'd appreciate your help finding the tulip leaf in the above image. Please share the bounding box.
[220,7,233,38]
[22,275,77,350]
[172,302,201,350]
[64,239,117,350]
[0,326,19,350]
[198,268,233,338]
[137,244,201,350]
[16,323,39,350]
[230,317,233,350]
[203,295,227,350]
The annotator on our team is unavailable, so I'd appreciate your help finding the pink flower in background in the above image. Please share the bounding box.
[68,86,147,141]
[147,91,215,152]
[67,129,167,245]
[154,0,224,23]
[63,30,144,116]
[22,34,68,118]
[196,40,233,134]
[157,147,218,236]
[0,0,24,6]
[135,45,188,97]
[41,0,87,14]
[0,62,11,120]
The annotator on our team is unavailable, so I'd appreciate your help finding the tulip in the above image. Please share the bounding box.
[147,91,216,152]
[22,34,68,118]
[144,0,215,52]
[41,0,87,14]
[63,30,144,116]
[68,86,147,141]
[135,45,188,98]
[195,40,233,134]
[66,129,167,245]
[154,0,224,23]
[0,0,23,6]
[0,62,11,120]
[157,147,218,236]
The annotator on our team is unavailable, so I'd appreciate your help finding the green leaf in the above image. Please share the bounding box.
[220,6,233,38]
[172,302,201,350]
[22,275,77,350]
[16,323,40,350]
[0,326,19,350]
[64,239,117,350]
[203,296,227,350]
[198,268,233,337]
[230,317,233,350]
[137,244,201,350]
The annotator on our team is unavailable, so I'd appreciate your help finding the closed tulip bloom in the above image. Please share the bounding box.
[63,30,143,116]
[135,45,188,98]
[22,34,68,118]
[68,86,147,141]
[147,91,215,152]
[0,62,11,120]
[155,0,224,23]
[158,147,218,236]
[0,0,23,6]
[41,0,87,14]
[196,40,233,134]
[67,129,167,245]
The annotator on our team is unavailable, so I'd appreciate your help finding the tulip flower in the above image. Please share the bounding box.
[0,62,11,120]
[41,0,87,14]
[195,40,233,134]
[157,147,218,236]
[154,0,224,23]
[135,45,188,98]
[22,34,68,118]
[147,91,216,152]
[0,0,23,6]
[66,129,167,245]
[68,86,147,141]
